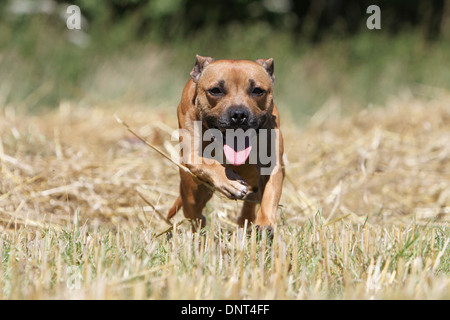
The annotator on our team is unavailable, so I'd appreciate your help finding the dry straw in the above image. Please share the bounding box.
[0,91,448,231]
[0,91,448,299]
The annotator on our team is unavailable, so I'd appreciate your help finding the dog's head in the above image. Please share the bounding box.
[190,55,275,132]
[189,55,276,166]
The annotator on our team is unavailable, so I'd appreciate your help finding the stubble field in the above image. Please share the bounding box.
[0,91,449,299]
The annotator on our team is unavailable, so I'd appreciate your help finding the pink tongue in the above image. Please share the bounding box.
[223,140,252,166]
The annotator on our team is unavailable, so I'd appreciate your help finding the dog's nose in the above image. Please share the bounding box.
[229,107,249,126]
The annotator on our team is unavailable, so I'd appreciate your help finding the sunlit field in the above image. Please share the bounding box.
[0,91,448,299]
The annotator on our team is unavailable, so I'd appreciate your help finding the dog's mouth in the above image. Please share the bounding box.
[204,113,267,166]
[209,131,253,166]
[223,134,252,166]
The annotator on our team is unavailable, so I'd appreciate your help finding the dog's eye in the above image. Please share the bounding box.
[251,87,265,96]
[208,87,224,96]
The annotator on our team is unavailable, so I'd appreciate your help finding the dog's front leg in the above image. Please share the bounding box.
[185,161,249,200]
[255,164,284,226]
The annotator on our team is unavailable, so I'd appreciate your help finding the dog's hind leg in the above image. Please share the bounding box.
[167,195,182,220]
[178,170,214,229]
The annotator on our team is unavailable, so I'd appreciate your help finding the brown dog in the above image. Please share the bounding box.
[167,55,284,229]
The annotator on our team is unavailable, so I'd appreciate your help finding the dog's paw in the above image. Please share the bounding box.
[218,179,249,199]
[215,168,249,199]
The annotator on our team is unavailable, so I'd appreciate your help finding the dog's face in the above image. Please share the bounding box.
[190,55,275,132]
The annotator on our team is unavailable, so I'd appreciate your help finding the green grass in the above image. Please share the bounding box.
[1,13,449,301]
[1,220,448,299]
[1,17,449,118]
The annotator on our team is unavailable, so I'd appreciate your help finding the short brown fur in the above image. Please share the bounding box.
[168,55,284,229]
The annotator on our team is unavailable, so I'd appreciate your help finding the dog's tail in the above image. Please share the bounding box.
[167,196,182,220]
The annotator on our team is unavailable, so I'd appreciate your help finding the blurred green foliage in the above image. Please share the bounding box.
[49,0,448,41]
[0,0,449,116]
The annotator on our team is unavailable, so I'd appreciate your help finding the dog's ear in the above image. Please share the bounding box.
[255,58,275,82]
[190,54,215,83]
